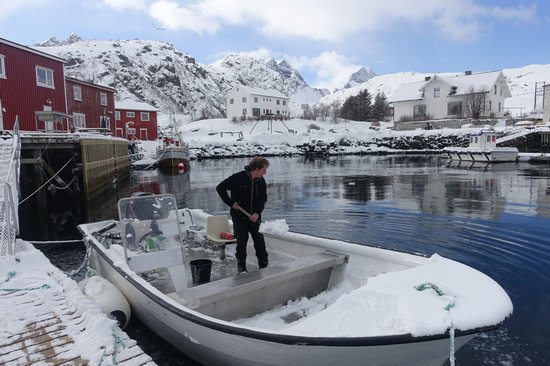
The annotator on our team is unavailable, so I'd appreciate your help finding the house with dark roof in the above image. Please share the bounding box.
[389,70,511,127]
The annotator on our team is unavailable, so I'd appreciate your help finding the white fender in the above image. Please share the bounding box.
[81,276,131,329]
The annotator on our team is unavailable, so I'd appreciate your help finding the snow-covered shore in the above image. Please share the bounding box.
[136,117,547,161]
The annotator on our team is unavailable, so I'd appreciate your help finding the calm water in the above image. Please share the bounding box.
[42,155,550,365]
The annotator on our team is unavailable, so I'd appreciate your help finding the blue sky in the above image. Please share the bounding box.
[1,0,549,91]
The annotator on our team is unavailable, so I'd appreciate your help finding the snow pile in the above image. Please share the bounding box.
[260,219,289,235]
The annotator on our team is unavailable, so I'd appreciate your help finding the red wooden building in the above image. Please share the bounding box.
[0,38,69,131]
[66,77,116,133]
[115,101,158,141]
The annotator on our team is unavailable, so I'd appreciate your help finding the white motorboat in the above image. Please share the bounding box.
[78,194,513,366]
[443,129,518,162]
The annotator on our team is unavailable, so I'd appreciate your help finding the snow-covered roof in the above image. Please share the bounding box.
[230,85,288,99]
[387,80,427,102]
[115,100,158,111]
[389,71,506,102]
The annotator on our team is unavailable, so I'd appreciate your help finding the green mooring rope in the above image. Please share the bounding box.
[415,282,456,366]
[0,271,51,292]
[98,332,127,366]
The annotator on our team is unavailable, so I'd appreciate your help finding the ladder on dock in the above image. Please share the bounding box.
[0,121,20,258]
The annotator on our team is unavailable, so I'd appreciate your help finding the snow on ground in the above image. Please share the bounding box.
[135,115,549,162]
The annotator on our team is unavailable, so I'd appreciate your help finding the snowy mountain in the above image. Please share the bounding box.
[33,35,550,119]
[340,66,378,90]
[33,35,325,118]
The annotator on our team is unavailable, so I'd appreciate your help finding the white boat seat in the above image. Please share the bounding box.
[205,215,237,259]
[170,251,348,321]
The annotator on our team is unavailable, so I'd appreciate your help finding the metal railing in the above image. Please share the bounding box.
[0,118,21,257]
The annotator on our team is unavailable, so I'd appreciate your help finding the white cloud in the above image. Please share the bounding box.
[123,0,538,43]
[100,0,149,11]
[0,0,49,21]
[289,51,362,91]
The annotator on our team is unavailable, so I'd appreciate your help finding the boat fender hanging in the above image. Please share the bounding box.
[81,276,131,329]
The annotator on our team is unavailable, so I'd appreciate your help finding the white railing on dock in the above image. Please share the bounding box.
[0,118,21,257]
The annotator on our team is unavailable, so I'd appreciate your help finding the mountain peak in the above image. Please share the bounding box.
[34,33,83,47]
[342,66,377,89]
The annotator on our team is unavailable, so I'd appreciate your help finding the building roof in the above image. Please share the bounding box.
[0,38,66,63]
[230,85,288,99]
[65,76,117,93]
[389,71,508,102]
[115,101,158,112]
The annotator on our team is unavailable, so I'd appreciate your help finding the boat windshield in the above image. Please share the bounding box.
[117,194,183,255]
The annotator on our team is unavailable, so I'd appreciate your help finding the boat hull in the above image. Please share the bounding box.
[155,148,190,168]
[83,225,478,366]
[443,147,518,162]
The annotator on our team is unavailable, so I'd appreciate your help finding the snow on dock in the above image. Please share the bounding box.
[0,240,156,366]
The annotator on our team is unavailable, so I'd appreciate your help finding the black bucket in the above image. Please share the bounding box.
[190,259,212,284]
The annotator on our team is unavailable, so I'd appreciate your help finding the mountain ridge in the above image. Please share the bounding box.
[33,35,550,118]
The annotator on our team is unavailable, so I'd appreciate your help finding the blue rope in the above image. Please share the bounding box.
[415,282,456,366]
[3,271,16,283]
[98,333,127,366]
[0,271,51,292]
[0,284,51,292]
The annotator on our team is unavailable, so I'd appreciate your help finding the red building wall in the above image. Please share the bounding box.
[66,77,116,133]
[115,103,158,141]
[0,38,67,131]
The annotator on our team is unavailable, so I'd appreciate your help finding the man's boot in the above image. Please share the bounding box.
[237,258,248,274]
[258,258,268,269]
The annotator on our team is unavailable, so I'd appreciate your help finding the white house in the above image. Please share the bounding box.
[389,70,511,124]
[226,86,289,120]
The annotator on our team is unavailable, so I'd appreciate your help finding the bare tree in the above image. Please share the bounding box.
[464,87,487,119]
[315,104,330,121]
[331,100,341,123]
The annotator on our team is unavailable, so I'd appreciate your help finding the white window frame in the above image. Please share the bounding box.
[126,111,135,118]
[0,55,6,79]
[100,92,108,106]
[73,85,82,101]
[140,112,150,121]
[73,113,86,128]
[434,87,440,98]
[115,111,121,120]
[36,66,54,88]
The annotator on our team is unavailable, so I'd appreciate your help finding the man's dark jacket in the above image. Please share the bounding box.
[216,170,267,222]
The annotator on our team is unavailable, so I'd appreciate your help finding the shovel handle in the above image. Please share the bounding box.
[235,204,261,223]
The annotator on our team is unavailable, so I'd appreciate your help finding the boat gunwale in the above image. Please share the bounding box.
[80,221,507,348]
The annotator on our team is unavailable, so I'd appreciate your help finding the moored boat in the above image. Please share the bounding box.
[443,129,518,162]
[155,135,190,169]
[78,193,513,366]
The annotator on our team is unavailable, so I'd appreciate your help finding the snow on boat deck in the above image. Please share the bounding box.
[0,240,156,366]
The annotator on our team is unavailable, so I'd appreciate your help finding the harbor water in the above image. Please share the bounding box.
[36,155,550,365]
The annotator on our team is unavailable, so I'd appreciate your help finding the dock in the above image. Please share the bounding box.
[0,240,156,366]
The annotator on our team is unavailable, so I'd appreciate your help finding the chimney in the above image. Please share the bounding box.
[465,70,472,75]
[424,76,431,81]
